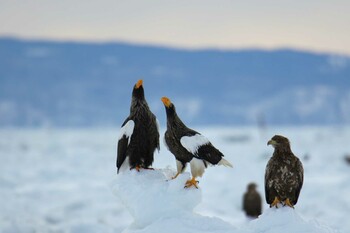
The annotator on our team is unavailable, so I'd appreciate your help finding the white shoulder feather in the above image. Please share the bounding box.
[156,118,160,133]
[180,134,210,154]
[118,120,135,145]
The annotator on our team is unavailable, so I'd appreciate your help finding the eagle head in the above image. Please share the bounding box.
[267,135,290,149]
[132,79,145,100]
[247,182,257,191]
[161,96,176,114]
[161,96,172,108]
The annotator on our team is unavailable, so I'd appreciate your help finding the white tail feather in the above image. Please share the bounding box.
[218,158,233,168]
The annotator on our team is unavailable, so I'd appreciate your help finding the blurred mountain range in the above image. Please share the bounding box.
[0,37,350,127]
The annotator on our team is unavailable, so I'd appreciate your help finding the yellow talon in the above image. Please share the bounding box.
[284,198,294,208]
[184,177,199,189]
[270,196,280,208]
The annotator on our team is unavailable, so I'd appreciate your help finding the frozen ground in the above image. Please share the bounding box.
[0,126,349,232]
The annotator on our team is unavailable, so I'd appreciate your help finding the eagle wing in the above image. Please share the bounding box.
[293,158,304,204]
[116,118,135,173]
[180,133,224,165]
[164,129,194,163]
[151,114,160,152]
[264,158,277,204]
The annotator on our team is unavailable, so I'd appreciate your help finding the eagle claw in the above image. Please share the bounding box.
[184,177,199,189]
[283,198,294,208]
[270,196,280,208]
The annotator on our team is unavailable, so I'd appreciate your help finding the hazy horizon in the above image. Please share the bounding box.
[2,35,350,58]
[1,0,350,55]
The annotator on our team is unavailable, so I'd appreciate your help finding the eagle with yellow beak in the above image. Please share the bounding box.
[161,96,232,188]
[116,80,160,173]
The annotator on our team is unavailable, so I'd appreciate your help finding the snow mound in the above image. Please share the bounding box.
[240,207,337,233]
[111,168,235,233]
[111,168,337,233]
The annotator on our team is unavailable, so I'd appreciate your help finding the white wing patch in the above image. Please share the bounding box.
[156,118,160,133]
[118,120,135,145]
[180,134,210,154]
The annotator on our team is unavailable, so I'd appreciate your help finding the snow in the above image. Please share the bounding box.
[118,120,135,145]
[111,169,200,228]
[0,126,349,232]
[180,134,210,154]
[241,207,336,233]
[111,168,335,233]
[111,169,235,233]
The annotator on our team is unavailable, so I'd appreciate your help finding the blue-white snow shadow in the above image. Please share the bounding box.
[111,168,336,233]
[242,207,336,233]
[111,168,235,233]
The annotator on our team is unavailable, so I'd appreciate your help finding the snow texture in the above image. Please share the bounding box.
[180,134,210,154]
[111,168,235,233]
[0,127,348,233]
[118,120,135,145]
[240,207,336,233]
[111,168,337,233]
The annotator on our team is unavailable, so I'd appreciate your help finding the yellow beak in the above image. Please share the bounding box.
[135,79,143,89]
[161,96,172,107]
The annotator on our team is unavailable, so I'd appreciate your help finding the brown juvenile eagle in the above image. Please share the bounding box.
[116,80,160,173]
[161,96,232,188]
[243,183,262,218]
[265,135,304,208]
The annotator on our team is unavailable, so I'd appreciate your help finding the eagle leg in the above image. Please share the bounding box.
[184,177,199,189]
[131,166,154,172]
[132,165,141,172]
[284,198,294,208]
[270,196,280,208]
[171,172,181,180]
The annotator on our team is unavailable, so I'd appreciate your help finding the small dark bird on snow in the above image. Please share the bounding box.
[344,154,350,165]
[265,135,304,208]
[116,80,160,173]
[161,96,232,188]
[243,183,262,218]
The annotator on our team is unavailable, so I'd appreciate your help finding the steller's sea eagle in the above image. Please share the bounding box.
[116,80,160,173]
[161,96,232,188]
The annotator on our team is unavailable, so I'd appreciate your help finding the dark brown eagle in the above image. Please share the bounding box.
[265,135,304,208]
[161,96,232,188]
[243,183,262,218]
[116,80,160,173]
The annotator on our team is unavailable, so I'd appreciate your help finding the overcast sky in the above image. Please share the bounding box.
[1,0,349,54]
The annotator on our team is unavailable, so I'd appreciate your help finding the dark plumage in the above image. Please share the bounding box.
[161,96,232,188]
[265,135,304,208]
[344,154,350,165]
[116,80,160,173]
[243,183,262,218]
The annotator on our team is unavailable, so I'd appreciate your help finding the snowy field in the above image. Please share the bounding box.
[0,126,349,233]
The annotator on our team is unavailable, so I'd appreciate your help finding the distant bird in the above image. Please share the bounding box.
[243,183,262,218]
[161,96,232,188]
[303,153,311,162]
[116,80,160,173]
[265,135,304,208]
[344,154,350,165]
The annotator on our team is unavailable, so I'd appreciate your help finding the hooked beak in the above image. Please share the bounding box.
[267,139,277,146]
[161,96,172,108]
[135,79,143,89]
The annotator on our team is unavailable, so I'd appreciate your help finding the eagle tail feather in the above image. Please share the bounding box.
[218,158,233,168]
